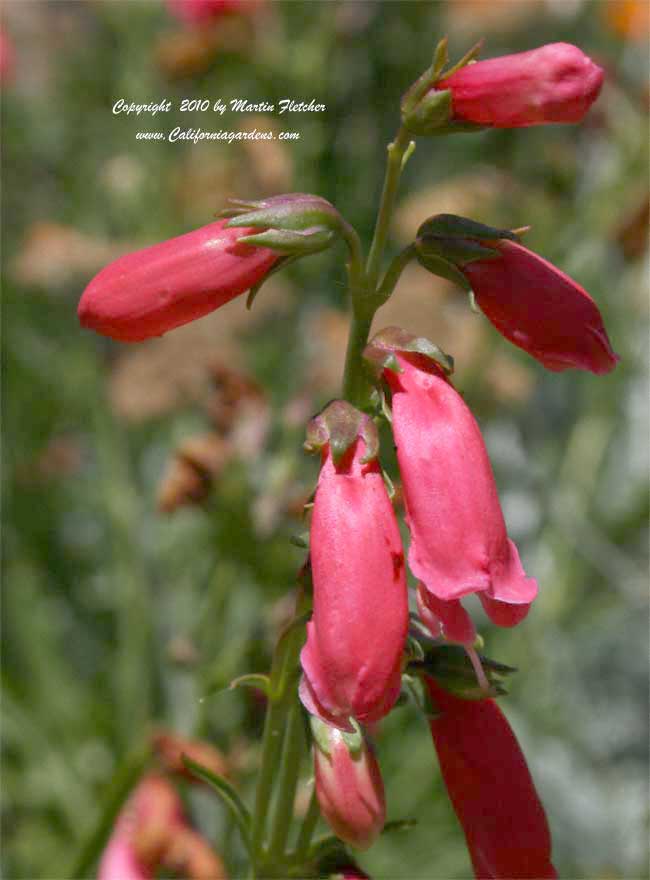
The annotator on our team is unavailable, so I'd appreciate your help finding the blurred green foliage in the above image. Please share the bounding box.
[2,1,648,878]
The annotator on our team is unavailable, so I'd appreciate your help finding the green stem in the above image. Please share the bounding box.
[252,699,287,861]
[250,122,415,879]
[342,311,374,409]
[251,592,309,869]
[341,127,414,408]
[365,126,412,291]
[294,786,321,861]
[267,698,305,861]
[376,243,417,305]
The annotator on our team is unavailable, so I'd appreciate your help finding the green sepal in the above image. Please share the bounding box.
[223,192,343,233]
[409,644,517,701]
[402,89,453,136]
[382,819,418,835]
[417,236,500,266]
[289,531,310,549]
[244,254,298,310]
[415,251,474,290]
[417,213,519,244]
[304,400,380,467]
[310,715,364,758]
[363,326,454,379]
[238,226,336,256]
[182,756,253,855]
[436,39,483,81]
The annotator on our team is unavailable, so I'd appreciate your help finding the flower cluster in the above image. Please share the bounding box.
[78,37,617,880]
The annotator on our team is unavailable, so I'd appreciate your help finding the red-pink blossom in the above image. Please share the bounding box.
[312,718,386,851]
[435,43,603,128]
[78,220,277,343]
[166,0,255,26]
[461,239,619,374]
[426,677,557,879]
[98,775,184,880]
[300,404,408,729]
[377,347,536,621]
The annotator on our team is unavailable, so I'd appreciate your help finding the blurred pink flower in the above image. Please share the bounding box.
[97,775,184,880]
[0,28,15,85]
[167,0,257,26]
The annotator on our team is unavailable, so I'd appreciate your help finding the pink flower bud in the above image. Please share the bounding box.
[461,239,619,374]
[300,403,408,729]
[425,677,557,879]
[78,220,278,342]
[376,345,536,620]
[312,718,386,851]
[435,43,604,128]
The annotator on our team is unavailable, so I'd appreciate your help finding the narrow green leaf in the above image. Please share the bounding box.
[182,756,253,855]
[229,673,271,695]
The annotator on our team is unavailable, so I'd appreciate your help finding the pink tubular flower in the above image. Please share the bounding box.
[98,775,184,880]
[78,220,277,343]
[299,401,408,729]
[435,43,604,128]
[461,239,619,374]
[425,677,557,879]
[312,717,386,851]
[365,330,537,624]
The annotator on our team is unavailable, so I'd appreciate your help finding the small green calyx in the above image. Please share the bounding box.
[415,214,524,285]
[402,89,452,136]
[411,643,517,701]
[417,213,519,244]
[304,400,379,467]
[223,193,343,257]
[401,39,485,137]
[363,326,454,379]
[310,715,364,758]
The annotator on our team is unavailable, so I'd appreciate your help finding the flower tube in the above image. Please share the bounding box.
[78,220,278,342]
[299,401,408,729]
[364,328,537,625]
[460,239,619,374]
[426,677,557,879]
[435,43,604,128]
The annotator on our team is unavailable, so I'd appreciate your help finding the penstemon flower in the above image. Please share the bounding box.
[459,239,620,374]
[78,220,278,342]
[299,401,409,730]
[311,716,386,851]
[426,676,557,879]
[434,43,604,128]
[365,329,537,625]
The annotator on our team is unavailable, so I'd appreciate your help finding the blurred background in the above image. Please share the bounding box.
[2,1,649,878]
